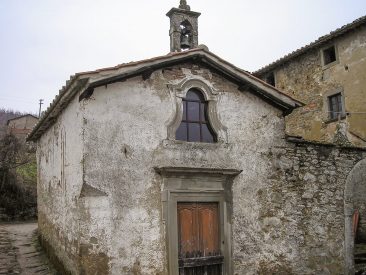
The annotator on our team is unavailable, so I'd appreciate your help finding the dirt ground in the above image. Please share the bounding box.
[0,222,56,275]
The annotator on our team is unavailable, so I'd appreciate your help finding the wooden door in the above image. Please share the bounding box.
[177,202,223,275]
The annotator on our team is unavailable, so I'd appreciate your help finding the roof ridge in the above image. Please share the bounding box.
[75,49,202,76]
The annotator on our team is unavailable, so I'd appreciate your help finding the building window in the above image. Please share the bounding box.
[175,89,217,143]
[265,72,275,87]
[167,78,227,143]
[328,93,343,120]
[322,45,337,66]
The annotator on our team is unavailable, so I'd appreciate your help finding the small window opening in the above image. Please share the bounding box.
[323,46,337,65]
[328,93,343,120]
[265,72,275,87]
[175,89,217,143]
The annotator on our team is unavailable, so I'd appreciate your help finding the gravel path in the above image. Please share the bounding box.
[0,222,56,275]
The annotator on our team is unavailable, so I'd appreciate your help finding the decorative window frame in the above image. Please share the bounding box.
[155,166,242,275]
[167,77,228,143]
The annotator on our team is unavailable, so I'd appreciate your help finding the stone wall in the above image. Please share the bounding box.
[37,93,83,275]
[254,139,365,274]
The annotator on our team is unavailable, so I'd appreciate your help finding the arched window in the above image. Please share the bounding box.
[175,89,217,143]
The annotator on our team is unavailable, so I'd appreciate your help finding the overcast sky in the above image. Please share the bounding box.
[0,0,365,114]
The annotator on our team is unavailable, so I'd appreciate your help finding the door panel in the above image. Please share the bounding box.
[199,205,219,256]
[177,202,223,275]
[178,205,198,256]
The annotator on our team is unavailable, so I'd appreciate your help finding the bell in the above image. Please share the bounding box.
[180,36,191,49]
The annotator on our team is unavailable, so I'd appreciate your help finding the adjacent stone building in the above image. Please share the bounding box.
[7,114,38,141]
[27,2,366,274]
[254,16,366,147]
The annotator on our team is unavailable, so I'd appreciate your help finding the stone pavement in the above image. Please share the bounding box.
[0,222,56,275]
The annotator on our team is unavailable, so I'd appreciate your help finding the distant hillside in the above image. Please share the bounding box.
[0,108,36,137]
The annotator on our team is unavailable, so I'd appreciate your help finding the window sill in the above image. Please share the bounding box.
[324,115,346,124]
[322,60,339,70]
[162,139,229,149]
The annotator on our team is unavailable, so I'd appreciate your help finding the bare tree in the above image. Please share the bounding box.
[0,133,37,219]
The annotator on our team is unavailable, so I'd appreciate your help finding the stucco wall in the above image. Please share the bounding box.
[37,95,83,274]
[79,63,286,274]
[263,25,366,147]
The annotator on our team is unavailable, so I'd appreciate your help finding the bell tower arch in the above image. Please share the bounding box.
[166,0,201,52]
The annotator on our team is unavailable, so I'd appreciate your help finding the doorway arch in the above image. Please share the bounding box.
[344,158,366,274]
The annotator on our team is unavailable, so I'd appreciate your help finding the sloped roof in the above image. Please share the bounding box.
[27,48,302,141]
[254,15,366,75]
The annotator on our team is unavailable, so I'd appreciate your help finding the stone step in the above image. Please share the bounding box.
[355,243,366,267]
[355,268,366,275]
[355,244,366,275]
[355,258,366,264]
[355,262,366,269]
[355,244,366,252]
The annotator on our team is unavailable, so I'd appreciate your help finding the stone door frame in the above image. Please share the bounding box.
[155,166,241,275]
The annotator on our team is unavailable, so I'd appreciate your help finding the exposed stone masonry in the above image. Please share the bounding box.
[256,24,366,147]
[249,140,366,274]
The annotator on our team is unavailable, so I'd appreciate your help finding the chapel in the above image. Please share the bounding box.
[28,1,366,274]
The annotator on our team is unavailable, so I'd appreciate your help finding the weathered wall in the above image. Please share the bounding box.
[260,141,365,274]
[38,62,366,274]
[81,63,287,274]
[261,25,366,147]
[37,94,83,274]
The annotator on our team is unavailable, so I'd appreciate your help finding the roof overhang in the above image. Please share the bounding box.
[27,78,88,141]
[79,50,303,109]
